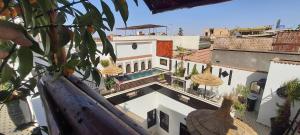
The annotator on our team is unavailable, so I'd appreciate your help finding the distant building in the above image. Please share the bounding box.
[272,30,300,52]
[203,28,230,38]
[231,26,273,37]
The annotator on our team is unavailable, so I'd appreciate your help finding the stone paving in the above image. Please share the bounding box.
[0,105,35,135]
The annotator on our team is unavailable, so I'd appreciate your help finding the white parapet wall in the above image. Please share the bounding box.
[113,36,200,50]
[257,60,300,126]
[117,92,195,135]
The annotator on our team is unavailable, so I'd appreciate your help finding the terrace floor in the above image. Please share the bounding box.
[105,82,271,135]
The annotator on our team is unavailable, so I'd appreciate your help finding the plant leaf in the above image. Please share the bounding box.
[101,0,115,31]
[91,68,101,86]
[17,47,33,79]
[1,64,14,83]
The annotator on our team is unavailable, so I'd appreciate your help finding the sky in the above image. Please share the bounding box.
[73,0,300,36]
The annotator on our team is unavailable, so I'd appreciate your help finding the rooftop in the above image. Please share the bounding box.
[173,49,212,64]
[116,24,167,30]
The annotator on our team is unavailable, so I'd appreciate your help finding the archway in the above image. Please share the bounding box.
[134,63,138,72]
[126,64,131,73]
[148,60,152,69]
[141,62,145,70]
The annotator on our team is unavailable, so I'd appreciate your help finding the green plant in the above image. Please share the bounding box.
[174,62,185,77]
[233,100,247,118]
[100,59,110,68]
[190,64,199,76]
[105,77,116,90]
[236,84,251,98]
[190,64,199,89]
[274,79,300,126]
[0,0,136,106]
[158,74,165,81]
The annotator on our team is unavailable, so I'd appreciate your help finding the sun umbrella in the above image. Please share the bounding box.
[191,64,223,98]
[186,97,257,135]
[100,65,123,76]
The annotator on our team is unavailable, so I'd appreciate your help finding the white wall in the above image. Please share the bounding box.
[257,61,300,126]
[154,57,170,70]
[113,36,200,50]
[117,92,195,135]
[115,42,153,58]
[167,59,267,96]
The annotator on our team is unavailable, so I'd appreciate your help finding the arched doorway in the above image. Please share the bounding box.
[134,63,138,72]
[141,62,145,70]
[148,60,152,69]
[126,64,131,73]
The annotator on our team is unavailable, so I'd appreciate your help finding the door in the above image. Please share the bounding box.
[147,109,156,128]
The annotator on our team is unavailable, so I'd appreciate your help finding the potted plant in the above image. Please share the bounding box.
[270,79,300,135]
[174,61,186,78]
[158,74,165,81]
[232,100,247,120]
[235,84,250,104]
[104,77,116,90]
[190,64,199,90]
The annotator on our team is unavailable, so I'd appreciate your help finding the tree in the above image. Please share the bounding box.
[178,27,183,36]
[275,19,281,29]
[0,0,137,108]
[297,24,300,30]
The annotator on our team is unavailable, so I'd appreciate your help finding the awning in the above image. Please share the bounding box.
[144,0,231,14]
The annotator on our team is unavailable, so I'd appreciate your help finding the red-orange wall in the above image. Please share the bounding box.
[156,40,173,58]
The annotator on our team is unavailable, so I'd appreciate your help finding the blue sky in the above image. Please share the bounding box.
[73,0,300,35]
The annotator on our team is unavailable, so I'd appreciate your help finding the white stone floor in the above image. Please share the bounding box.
[0,105,35,135]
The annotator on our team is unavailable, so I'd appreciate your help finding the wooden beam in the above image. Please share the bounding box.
[38,75,148,135]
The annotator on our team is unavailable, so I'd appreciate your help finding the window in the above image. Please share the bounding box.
[126,64,131,73]
[228,70,233,85]
[160,111,169,132]
[147,109,156,128]
[187,63,190,74]
[148,60,152,69]
[180,123,190,135]
[132,43,137,50]
[218,68,222,78]
[160,59,168,66]
[134,63,138,72]
[141,62,145,70]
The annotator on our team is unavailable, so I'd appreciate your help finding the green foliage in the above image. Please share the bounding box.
[158,74,165,80]
[0,0,135,103]
[174,60,186,77]
[190,64,199,76]
[105,77,116,90]
[284,79,300,105]
[178,27,183,36]
[274,79,300,126]
[235,84,251,98]
[100,60,110,68]
[190,64,199,88]
[233,100,247,118]
[297,24,300,30]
